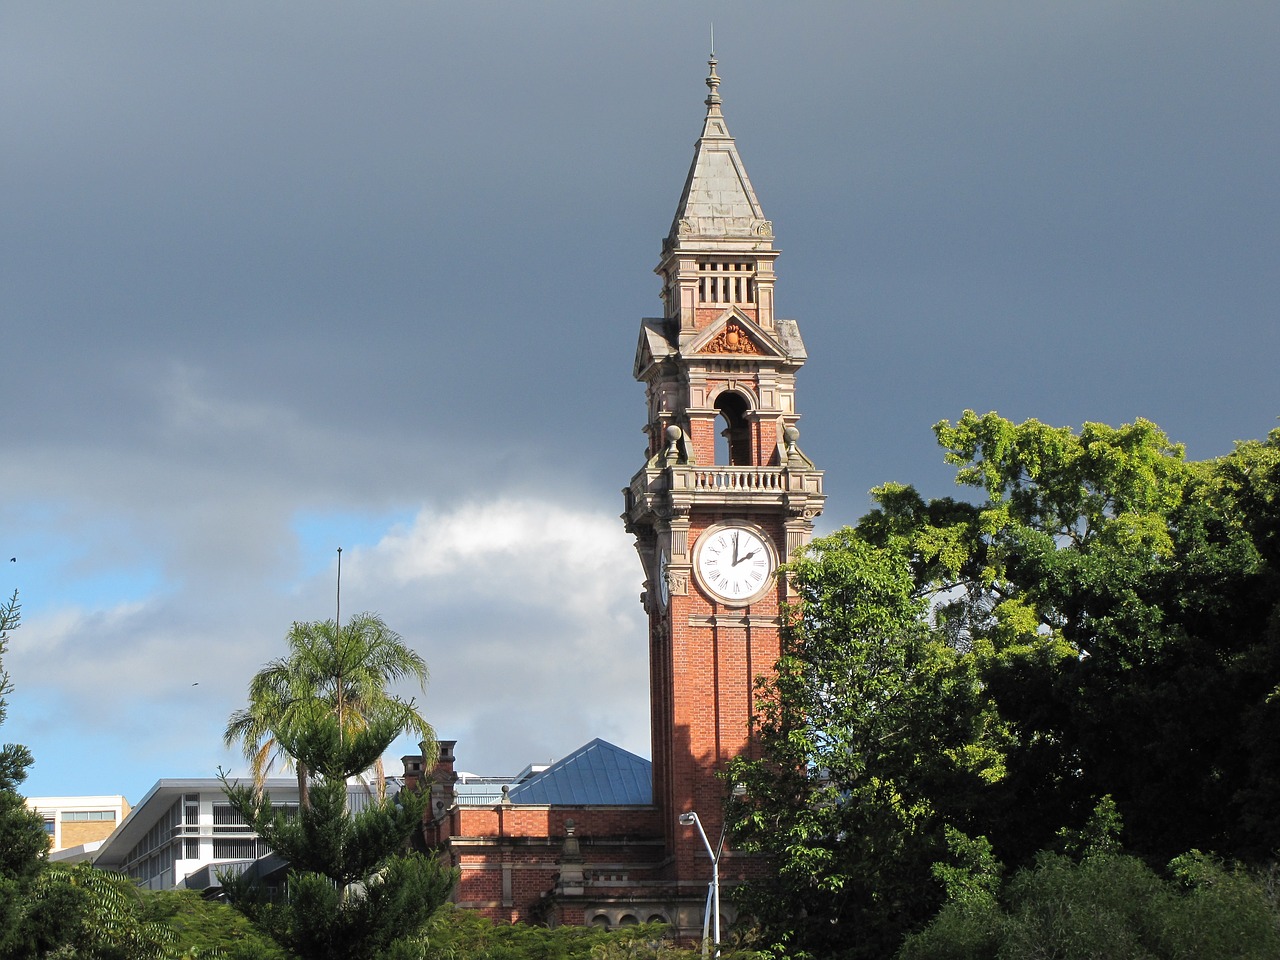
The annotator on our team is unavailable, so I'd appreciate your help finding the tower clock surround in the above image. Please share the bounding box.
[692,520,777,606]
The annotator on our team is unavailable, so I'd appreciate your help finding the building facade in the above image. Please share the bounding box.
[91,778,391,892]
[26,795,131,861]
[92,779,300,891]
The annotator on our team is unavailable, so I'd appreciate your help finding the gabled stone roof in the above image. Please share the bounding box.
[506,738,652,805]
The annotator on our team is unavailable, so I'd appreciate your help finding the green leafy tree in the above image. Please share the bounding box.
[856,414,1280,862]
[414,908,732,960]
[899,803,1280,960]
[726,532,1002,960]
[0,595,182,959]
[0,591,56,957]
[140,888,292,959]
[730,414,1280,956]
[225,612,436,806]
[20,862,180,959]
[220,746,455,959]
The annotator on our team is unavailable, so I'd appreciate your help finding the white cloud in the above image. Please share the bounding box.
[7,494,650,798]
[343,499,651,773]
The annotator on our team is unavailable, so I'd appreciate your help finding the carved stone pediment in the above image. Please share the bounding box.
[703,321,763,355]
[684,307,788,360]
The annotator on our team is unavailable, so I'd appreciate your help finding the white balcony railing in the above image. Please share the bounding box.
[690,467,784,491]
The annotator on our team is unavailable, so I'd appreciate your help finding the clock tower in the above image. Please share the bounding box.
[624,57,825,890]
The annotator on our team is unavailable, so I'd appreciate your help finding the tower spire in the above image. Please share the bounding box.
[665,54,771,249]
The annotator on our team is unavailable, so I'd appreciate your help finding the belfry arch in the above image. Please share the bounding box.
[714,390,752,465]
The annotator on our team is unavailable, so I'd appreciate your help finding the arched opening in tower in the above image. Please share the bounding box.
[715,392,752,466]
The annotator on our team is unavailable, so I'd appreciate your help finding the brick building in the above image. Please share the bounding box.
[408,55,824,937]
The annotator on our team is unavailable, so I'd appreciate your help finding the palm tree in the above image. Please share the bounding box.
[224,612,435,806]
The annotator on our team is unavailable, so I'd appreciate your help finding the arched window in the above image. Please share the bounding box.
[590,914,610,929]
[715,392,752,466]
[618,914,639,926]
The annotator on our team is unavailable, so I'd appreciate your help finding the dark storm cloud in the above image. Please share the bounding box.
[2,2,1276,798]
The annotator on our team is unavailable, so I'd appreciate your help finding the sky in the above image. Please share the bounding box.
[3,2,1277,804]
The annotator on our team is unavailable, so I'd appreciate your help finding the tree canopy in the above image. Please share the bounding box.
[224,612,436,805]
[728,413,1280,959]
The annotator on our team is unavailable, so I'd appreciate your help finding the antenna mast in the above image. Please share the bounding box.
[335,547,342,632]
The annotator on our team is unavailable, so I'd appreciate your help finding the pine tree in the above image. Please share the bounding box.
[222,621,455,960]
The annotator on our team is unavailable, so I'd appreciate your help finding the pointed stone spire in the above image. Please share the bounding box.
[666,56,773,249]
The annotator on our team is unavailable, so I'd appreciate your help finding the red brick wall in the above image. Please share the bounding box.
[662,512,785,886]
[437,804,666,922]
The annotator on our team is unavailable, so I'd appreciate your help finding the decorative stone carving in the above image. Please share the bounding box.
[702,321,763,355]
[557,819,585,895]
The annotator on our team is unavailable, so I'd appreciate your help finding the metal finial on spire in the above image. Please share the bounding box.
[710,22,715,57]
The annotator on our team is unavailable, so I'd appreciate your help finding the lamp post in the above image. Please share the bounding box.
[678,811,720,958]
[679,786,744,959]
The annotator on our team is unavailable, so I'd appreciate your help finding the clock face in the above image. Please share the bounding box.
[694,523,775,604]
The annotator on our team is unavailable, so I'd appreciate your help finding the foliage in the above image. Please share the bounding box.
[221,765,455,960]
[413,907,749,960]
[728,414,1280,958]
[727,531,1002,959]
[221,612,453,960]
[899,807,1280,960]
[224,613,436,805]
[141,888,293,959]
[0,591,44,882]
[13,862,182,959]
[0,589,54,958]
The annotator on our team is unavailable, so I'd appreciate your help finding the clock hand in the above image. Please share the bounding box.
[736,549,758,565]
[731,531,739,566]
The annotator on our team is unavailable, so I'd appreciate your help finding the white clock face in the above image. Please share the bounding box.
[694,523,775,604]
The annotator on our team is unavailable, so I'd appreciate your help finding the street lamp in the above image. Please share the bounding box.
[678,811,720,958]
[679,786,745,960]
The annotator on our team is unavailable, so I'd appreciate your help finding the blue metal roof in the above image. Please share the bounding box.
[506,739,651,805]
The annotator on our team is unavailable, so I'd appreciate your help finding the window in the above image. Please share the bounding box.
[697,261,756,305]
[62,810,116,822]
[212,804,249,832]
[213,837,270,860]
[43,817,55,835]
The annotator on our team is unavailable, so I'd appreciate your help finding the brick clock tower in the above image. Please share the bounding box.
[624,57,825,893]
